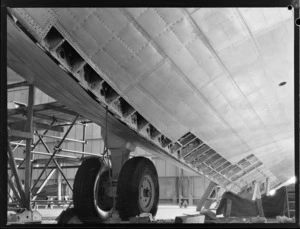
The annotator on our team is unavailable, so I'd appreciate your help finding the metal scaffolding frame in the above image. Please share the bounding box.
[7,84,105,211]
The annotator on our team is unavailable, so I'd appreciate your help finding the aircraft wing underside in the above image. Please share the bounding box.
[7,8,294,194]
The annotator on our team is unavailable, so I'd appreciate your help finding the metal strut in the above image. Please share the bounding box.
[102,106,109,160]
[7,139,27,208]
[102,106,115,211]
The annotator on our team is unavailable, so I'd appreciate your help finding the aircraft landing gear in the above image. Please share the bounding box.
[73,130,160,223]
[73,156,159,223]
[117,157,159,221]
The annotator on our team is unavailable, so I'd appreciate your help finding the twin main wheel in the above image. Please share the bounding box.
[117,157,159,220]
[73,157,113,223]
[73,156,159,223]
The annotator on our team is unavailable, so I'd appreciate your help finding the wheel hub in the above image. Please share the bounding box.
[143,188,151,197]
[93,165,114,219]
[139,175,155,212]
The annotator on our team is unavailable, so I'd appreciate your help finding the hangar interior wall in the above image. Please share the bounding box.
[8,87,211,206]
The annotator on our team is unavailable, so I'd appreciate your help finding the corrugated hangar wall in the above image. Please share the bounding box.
[8,87,211,205]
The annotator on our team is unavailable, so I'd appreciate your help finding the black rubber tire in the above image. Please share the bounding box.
[73,157,113,223]
[117,157,159,220]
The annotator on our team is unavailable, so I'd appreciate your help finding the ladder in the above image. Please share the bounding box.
[285,185,295,218]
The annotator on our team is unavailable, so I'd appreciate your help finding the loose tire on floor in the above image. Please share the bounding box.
[73,157,113,223]
[117,157,159,220]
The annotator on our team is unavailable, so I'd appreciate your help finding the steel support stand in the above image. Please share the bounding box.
[34,132,86,144]
[54,148,102,157]
[7,176,22,204]
[24,84,34,210]
[7,140,27,207]
[57,164,62,201]
[81,123,86,159]
[37,135,73,191]
[31,115,78,192]
[196,181,216,211]
[15,166,79,170]
[7,192,14,203]
[12,140,23,152]
[8,185,13,203]
[30,151,78,159]
[32,169,56,201]
[16,119,56,171]
[252,181,265,217]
